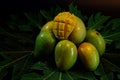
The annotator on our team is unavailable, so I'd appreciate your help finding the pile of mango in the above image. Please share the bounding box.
[34,12,106,71]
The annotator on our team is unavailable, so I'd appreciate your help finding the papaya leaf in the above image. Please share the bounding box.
[31,61,48,71]
[102,18,120,48]
[0,68,8,80]
[40,5,61,22]
[0,52,12,70]
[104,32,120,42]
[30,61,56,80]
[95,59,114,80]
[87,12,110,30]
[94,62,106,76]
[21,72,42,80]
[117,74,120,79]
[100,72,114,80]
[40,10,52,21]
[102,58,120,73]
[61,72,74,80]
[24,13,42,29]
[115,41,120,49]
[0,52,12,61]
[22,60,97,80]
[17,25,33,31]
[11,55,33,80]
[0,27,16,37]
[69,70,96,80]
[12,63,24,80]
[0,52,31,72]
[68,3,87,21]
[103,18,120,36]
[45,71,61,80]
[103,53,120,67]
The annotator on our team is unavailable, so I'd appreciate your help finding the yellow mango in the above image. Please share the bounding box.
[78,42,100,71]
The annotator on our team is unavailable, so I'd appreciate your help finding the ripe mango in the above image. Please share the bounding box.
[86,29,106,56]
[55,40,77,71]
[78,42,100,71]
[69,16,86,46]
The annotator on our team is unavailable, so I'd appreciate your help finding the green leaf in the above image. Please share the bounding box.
[69,3,87,21]
[62,72,74,80]
[115,41,120,49]
[0,52,12,60]
[24,61,97,80]
[94,59,116,80]
[0,27,16,38]
[17,25,33,31]
[21,73,42,80]
[0,52,12,69]
[24,13,42,29]
[40,5,61,22]
[102,58,120,73]
[45,71,61,80]
[117,74,120,79]
[0,53,31,72]
[104,32,120,41]
[0,68,8,80]
[100,72,114,80]
[94,62,106,76]
[12,63,24,80]
[12,55,33,80]
[87,12,110,30]
[102,18,120,48]
[105,18,120,33]
[69,70,96,80]
[103,53,120,67]
[103,18,120,32]
[31,61,48,70]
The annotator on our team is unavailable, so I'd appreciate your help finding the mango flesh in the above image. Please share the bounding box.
[86,29,106,56]
[34,30,56,57]
[52,12,77,40]
[78,42,100,71]
[69,16,86,46]
[55,40,77,71]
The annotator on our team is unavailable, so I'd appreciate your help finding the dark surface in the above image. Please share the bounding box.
[0,0,120,17]
[0,0,56,15]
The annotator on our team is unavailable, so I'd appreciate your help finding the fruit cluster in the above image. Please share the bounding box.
[34,12,106,71]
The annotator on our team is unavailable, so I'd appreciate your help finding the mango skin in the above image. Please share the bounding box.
[69,17,86,46]
[78,42,100,71]
[41,21,54,31]
[55,40,77,71]
[34,30,56,57]
[86,29,106,56]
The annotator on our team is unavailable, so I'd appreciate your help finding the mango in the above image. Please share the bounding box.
[41,21,54,31]
[55,40,77,71]
[34,30,56,57]
[69,16,86,46]
[52,12,77,40]
[78,42,100,71]
[86,29,106,56]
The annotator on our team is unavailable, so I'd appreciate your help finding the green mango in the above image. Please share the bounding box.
[34,30,56,57]
[41,21,54,31]
[78,42,100,71]
[69,17,86,46]
[55,40,77,71]
[86,29,106,56]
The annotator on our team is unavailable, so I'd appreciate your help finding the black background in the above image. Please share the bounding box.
[0,0,120,16]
